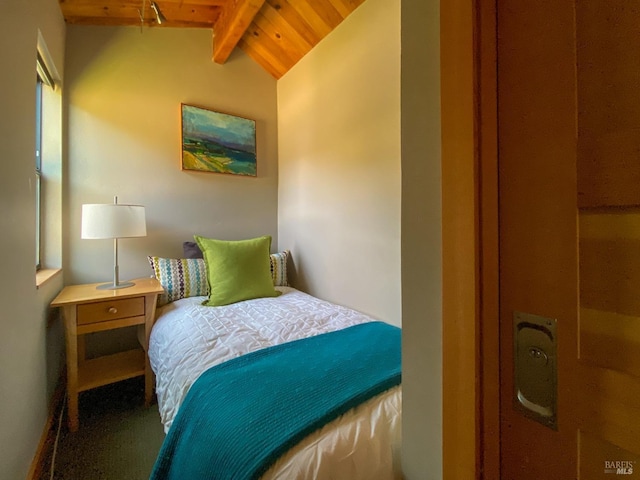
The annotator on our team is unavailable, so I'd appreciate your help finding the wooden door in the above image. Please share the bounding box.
[498,1,640,478]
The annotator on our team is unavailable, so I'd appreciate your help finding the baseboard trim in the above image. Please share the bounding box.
[27,375,66,480]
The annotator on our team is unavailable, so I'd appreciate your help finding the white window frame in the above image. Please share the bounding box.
[36,52,54,271]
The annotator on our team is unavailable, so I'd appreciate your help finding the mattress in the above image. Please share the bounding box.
[149,286,402,480]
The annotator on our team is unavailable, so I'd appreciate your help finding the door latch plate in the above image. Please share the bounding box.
[513,311,558,430]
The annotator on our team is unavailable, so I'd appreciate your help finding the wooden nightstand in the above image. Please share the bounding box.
[51,277,164,431]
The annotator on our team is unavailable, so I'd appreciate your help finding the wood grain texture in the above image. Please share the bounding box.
[77,297,144,325]
[213,0,265,64]
[580,308,640,378]
[50,277,164,307]
[238,28,292,78]
[52,278,163,431]
[441,0,480,477]
[76,315,146,334]
[477,0,500,476]
[59,0,221,27]
[497,0,579,477]
[58,0,367,78]
[577,0,640,208]
[143,292,160,406]
[579,430,640,478]
[577,366,640,458]
[497,0,640,477]
[580,237,640,316]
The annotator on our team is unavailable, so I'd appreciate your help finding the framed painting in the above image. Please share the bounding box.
[181,104,257,176]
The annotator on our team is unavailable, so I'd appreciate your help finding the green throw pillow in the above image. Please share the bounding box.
[195,235,281,306]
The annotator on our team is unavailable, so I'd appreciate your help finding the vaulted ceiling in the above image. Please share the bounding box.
[58,0,367,78]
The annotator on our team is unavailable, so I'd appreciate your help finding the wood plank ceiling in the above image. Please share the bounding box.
[58,0,367,79]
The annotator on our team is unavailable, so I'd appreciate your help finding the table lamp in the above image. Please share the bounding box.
[81,196,147,290]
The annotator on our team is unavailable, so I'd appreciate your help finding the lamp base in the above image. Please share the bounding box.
[96,281,135,290]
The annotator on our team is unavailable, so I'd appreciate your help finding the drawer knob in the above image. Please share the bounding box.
[108,307,118,314]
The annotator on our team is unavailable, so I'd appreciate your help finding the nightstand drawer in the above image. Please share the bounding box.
[51,278,164,431]
[77,297,145,325]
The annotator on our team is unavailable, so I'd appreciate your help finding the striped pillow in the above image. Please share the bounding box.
[269,250,290,287]
[148,256,209,306]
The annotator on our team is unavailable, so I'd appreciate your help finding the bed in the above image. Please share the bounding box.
[146,237,402,480]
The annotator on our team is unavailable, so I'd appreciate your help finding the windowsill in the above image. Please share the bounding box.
[36,268,62,289]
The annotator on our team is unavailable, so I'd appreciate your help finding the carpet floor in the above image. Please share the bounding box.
[51,377,165,480]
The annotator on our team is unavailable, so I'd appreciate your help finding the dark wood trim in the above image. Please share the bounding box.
[27,374,66,480]
[478,0,500,478]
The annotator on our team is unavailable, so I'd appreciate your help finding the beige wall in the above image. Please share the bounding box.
[277,0,402,326]
[65,27,279,286]
[280,0,443,476]
[0,0,66,477]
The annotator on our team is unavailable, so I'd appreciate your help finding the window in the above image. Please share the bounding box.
[34,35,63,286]
[36,53,53,271]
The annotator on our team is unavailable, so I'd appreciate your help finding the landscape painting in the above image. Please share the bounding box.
[181,104,257,176]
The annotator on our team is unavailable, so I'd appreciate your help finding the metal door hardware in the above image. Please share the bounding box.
[513,311,558,429]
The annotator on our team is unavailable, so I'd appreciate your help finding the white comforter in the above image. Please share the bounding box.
[149,287,402,480]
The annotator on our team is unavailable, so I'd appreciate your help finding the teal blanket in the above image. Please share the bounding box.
[150,321,401,480]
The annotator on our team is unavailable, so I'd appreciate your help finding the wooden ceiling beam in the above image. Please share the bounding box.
[326,0,365,19]
[59,1,220,27]
[63,16,214,27]
[58,0,369,78]
[58,0,226,5]
[161,0,226,5]
[239,35,287,79]
[212,0,266,64]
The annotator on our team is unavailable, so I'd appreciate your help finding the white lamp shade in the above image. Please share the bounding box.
[81,203,147,239]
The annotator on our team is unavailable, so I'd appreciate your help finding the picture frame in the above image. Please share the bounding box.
[181,104,257,176]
